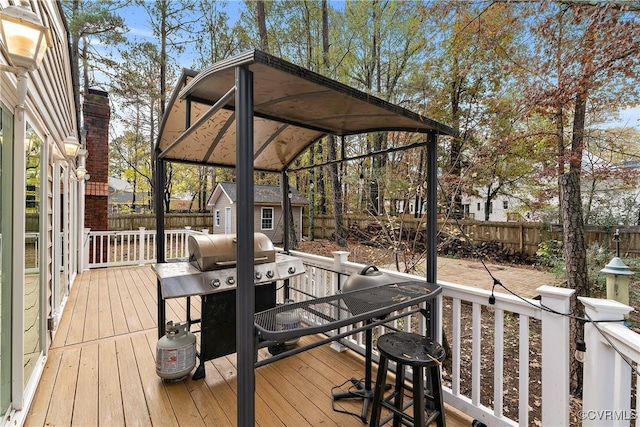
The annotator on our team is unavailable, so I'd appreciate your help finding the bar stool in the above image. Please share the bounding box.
[370,331,446,427]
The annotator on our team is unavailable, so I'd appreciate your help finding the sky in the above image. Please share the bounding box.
[615,107,640,129]
[110,2,639,132]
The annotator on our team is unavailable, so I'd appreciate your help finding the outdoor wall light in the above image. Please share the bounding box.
[0,1,51,126]
[75,148,89,181]
[76,165,87,180]
[63,135,80,158]
[0,1,52,72]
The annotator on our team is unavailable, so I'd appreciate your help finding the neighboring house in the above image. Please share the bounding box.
[582,158,640,225]
[0,2,84,425]
[108,176,150,213]
[394,193,523,222]
[208,182,308,244]
[461,193,522,222]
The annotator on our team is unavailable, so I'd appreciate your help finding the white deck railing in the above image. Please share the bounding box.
[84,228,640,426]
[286,250,573,427]
[579,297,638,427]
[84,227,207,269]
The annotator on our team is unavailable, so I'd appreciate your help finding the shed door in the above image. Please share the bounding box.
[225,207,232,234]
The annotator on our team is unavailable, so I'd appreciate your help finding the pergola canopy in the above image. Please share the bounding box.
[156,49,456,172]
[155,49,457,426]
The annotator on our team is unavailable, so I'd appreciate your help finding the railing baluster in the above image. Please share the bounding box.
[519,314,530,427]
[452,297,461,395]
[472,302,482,406]
[494,308,504,418]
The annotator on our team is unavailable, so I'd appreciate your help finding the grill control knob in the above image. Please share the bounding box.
[255,271,262,280]
[266,270,275,279]
[210,279,221,288]
[226,277,235,285]
[288,266,296,274]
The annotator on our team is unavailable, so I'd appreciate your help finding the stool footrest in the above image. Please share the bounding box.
[378,403,441,427]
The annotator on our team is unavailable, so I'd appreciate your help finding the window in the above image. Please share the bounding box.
[477,202,481,211]
[503,200,509,210]
[214,210,220,226]
[261,207,274,230]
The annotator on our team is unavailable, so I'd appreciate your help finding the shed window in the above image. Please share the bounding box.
[503,200,509,210]
[215,210,220,226]
[261,207,274,230]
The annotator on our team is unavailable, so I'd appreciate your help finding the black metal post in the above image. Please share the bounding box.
[426,131,438,342]
[155,151,166,339]
[282,171,291,300]
[235,65,255,427]
[282,171,290,253]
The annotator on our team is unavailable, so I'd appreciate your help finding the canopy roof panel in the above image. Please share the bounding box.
[156,49,457,172]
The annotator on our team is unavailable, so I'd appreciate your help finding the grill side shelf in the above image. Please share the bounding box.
[254,281,440,342]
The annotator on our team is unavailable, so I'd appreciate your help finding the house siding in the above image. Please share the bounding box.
[212,196,234,234]
[209,183,308,244]
[0,1,82,424]
[212,201,304,244]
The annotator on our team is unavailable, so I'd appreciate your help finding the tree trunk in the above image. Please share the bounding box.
[327,135,346,246]
[257,0,269,52]
[559,170,588,396]
[308,144,315,241]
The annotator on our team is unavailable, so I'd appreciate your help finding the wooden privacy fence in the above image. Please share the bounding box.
[307,215,640,258]
[107,213,640,258]
[108,213,212,232]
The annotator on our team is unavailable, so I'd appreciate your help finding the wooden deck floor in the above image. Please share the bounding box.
[25,265,469,426]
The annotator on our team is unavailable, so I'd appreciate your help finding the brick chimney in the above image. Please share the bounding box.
[83,88,110,232]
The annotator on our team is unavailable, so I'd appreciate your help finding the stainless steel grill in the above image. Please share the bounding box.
[155,232,304,298]
[153,232,305,379]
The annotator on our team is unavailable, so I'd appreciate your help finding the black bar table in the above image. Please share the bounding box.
[254,280,441,423]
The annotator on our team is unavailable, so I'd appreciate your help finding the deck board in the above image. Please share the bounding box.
[108,267,129,336]
[99,268,115,338]
[24,350,62,426]
[83,269,100,342]
[117,337,152,426]
[98,340,125,425]
[26,265,469,427]
[46,347,80,426]
[73,343,99,426]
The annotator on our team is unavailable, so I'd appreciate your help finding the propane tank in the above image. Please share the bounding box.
[156,321,196,381]
[276,299,301,349]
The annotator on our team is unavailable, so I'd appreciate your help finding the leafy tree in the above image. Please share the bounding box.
[521,0,640,395]
[336,0,430,215]
[110,41,162,209]
[136,0,198,212]
[582,127,640,225]
[192,1,247,68]
[414,2,524,219]
[61,0,127,129]
[110,131,152,211]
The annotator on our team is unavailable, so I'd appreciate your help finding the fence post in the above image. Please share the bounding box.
[331,251,350,353]
[579,297,633,427]
[332,251,350,293]
[537,285,575,427]
[138,227,146,265]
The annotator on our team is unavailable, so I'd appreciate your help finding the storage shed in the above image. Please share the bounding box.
[208,182,308,243]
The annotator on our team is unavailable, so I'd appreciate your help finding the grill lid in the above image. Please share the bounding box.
[188,232,275,271]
